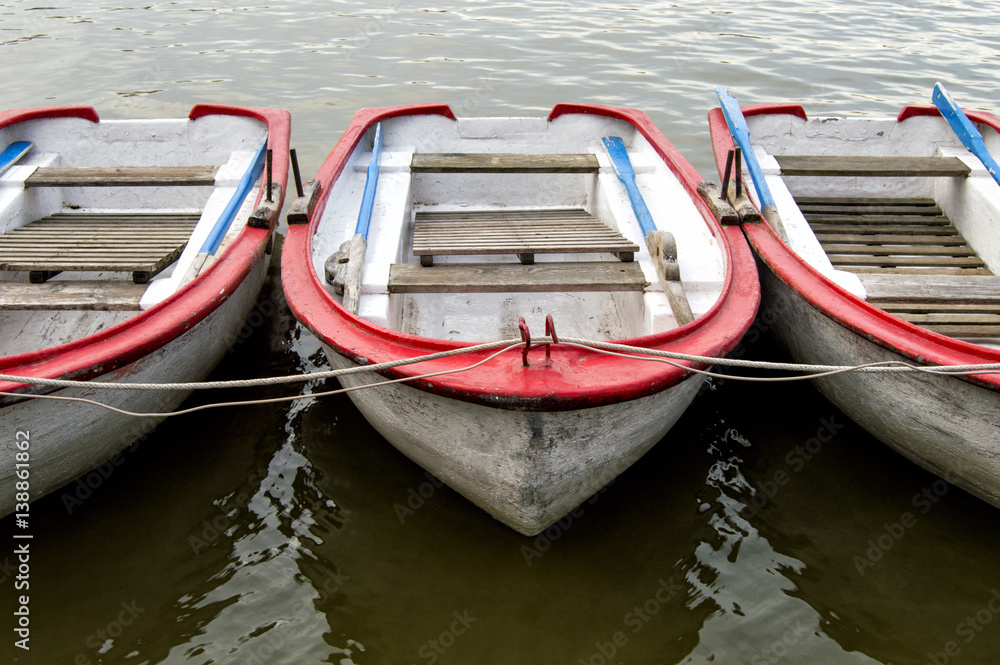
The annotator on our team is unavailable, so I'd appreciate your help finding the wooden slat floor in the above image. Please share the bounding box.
[0,212,200,285]
[797,196,1000,338]
[412,208,639,265]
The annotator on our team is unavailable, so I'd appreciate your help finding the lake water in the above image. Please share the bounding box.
[3,2,1000,664]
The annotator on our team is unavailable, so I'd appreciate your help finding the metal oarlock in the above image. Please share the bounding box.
[734,146,743,198]
[721,147,745,200]
[544,314,558,363]
[721,148,735,196]
[265,148,273,202]
[519,317,531,367]
[290,148,305,198]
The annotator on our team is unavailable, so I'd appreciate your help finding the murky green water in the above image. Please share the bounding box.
[3,2,1000,664]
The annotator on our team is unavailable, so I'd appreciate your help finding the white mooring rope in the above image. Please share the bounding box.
[2,336,999,418]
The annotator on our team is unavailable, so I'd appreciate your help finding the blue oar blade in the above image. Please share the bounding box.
[715,86,775,208]
[0,141,32,177]
[715,86,751,149]
[354,122,383,239]
[602,135,656,236]
[602,136,634,179]
[933,82,1000,187]
[198,135,269,255]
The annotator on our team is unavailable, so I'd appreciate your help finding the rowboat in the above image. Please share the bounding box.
[0,104,290,516]
[281,103,759,535]
[708,86,1000,509]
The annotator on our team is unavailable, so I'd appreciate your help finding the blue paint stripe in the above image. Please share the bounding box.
[198,135,269,255]
[602,136,657,237]
[354,122,383,239]
[0,141,33,177]
[715,85,775,209]
[933,82,1000,188]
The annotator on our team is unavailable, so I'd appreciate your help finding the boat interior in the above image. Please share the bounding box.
[311,113,727,343]
[0,114,268,357]
[747,112,1000,348]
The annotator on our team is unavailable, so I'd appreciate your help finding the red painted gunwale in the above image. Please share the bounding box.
[706,103,1000,391]
[0,104,291,395]
[281,103,760,411]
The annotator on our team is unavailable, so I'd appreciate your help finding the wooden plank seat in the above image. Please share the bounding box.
[776,155,971,178]
[860,273,1000,338]
[24,165,218,188]
[0,280,147,311]
[0,212,200,283]
[410,153,599,174]
[796,196,991,276]
[388,261,647,294]
[412,208,640,266]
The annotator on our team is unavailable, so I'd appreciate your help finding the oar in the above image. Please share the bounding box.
[181,135,269,284]
[932,82,1000,188]
[714,86,786,233]
[602,136,694,325]
[198,135,269,256]
[328,122,383,313]
[0,141,33,177]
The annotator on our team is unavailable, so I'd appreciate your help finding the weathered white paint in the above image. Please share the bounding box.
[746,110,1000,504]
[304,111,737,533]
[0,112,275,515]
[0,115,266,349]
[746,112,1000,278]
[310,114,726,342]
[760,265,1000,508]
[0,256,267,516]
[322,343,706,535]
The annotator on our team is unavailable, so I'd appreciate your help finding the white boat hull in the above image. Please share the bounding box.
[0,257,267,515]
[760,265,1000,506]
[322,343,705,535]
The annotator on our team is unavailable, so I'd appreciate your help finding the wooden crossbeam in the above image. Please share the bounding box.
[815,233,970,246]
[820,244,978,257]
[24,166,217,188]
[0,280,146,311]
[809,223,960,236]
[826,255,987,269]
[777,155,970,177]
[861,274,1000,303]
[388,261,647,293]
[411,153,599,173]
[795,196,938,206]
